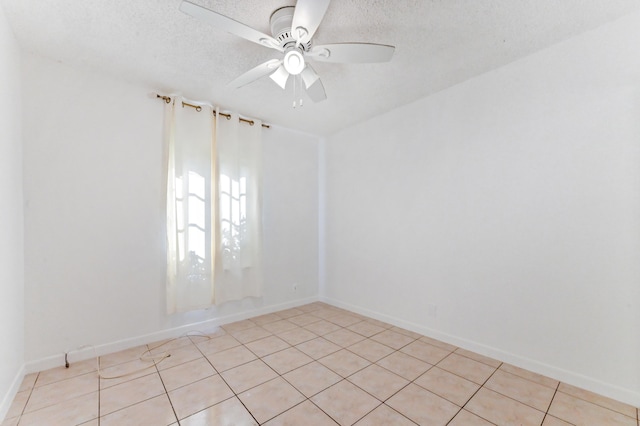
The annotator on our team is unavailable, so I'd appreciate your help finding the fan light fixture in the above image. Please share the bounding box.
[179,0,396,104]
[284,49,305,75]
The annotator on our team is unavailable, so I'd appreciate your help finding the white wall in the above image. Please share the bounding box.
[22,54,320,364]
[324,11,640,405]
[0,3,24,420]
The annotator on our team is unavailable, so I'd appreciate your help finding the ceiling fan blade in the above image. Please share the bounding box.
[291,0,330,44]
[304,73,327,103]
[180,1,282,51]
[301,64,320,89]
[229,59,282,88]
[308,43,395,63]
[269,65,290,89]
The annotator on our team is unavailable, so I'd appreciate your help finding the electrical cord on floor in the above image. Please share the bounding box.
[64,330,212,380]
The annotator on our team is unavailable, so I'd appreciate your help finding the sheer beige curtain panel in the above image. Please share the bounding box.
[213,109,263,305]
[164,97,263,314]
[165,97,216,314]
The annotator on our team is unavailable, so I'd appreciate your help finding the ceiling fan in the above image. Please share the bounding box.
[179,0,395,104]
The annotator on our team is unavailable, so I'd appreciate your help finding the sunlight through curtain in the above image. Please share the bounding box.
[164,97,263,314]
[165,97,215,314]
[213,109,263,305]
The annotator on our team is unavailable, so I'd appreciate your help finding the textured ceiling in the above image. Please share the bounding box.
[2,0,640,136]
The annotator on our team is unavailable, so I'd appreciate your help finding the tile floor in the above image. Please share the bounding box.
[3,302,639,425]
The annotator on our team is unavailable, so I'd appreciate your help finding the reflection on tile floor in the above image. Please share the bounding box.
[4,302,640,425]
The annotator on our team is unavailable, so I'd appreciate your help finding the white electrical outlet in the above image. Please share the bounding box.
[292,283,298,292]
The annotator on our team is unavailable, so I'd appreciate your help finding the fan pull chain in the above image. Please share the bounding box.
[293,73,297,108]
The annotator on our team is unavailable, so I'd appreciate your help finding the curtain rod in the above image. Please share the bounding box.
[156,94,270,129]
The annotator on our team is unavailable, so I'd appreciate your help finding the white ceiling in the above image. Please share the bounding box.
[3,0,639,136]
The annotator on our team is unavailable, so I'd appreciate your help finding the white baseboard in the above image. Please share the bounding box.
[321,296,640,408]
[0,364,25,423]
[25,296,319,374]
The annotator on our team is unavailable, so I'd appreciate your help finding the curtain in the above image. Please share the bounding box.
[165,97,216,314]
[165,97,263,314]
[213,110,263,305]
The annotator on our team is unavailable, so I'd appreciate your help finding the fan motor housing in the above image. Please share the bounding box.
[270,6,312,51]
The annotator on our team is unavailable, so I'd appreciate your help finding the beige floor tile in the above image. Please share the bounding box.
[326,313,363,327]
[542,415,574,426]
[251,312,283,326]
[221,319,257,333]
[297,302,329,313]
[283,361,342,397]
[245,335,291,357]
[238,377,306,424]
[262,347,313,375]
[437,353,496,384]
[400,340,452,364]
[262,320,299,334]
[354,404,415,426]
[389,326,423,340]
[286,313,322,327]
[18,372,38,392]
[277,308,305,319]
[347,339,395,362]
[414,366,480,406]
[499,363,559,389]
[361,318,394,329]
[311,380,381,426]
[231,326,272,344]
[419,335,458,352]
[100,394,177,426]
[323,328,366,347]
[371,329,415,350]
[206,345,257,372]
[548,391,636,426]
[159,357,216,391]
[485,369,556,412]
[99,345,148,368]
[296,337,341,359]
[24,370,98,413]
[265,400,337,425]
[304,320,342,336]
[277,327,318,345]
[147,336,194,355]
[454,348,502,368]
[347,321,386,337]
[310,308,344,320]
[376,351,431,381]
[99,358,157,389]
[448,409,495,425]
[18,391,98,426]
[0,416,19,426]
[35,358,97,387]
[19,392,98,426]
[10,305,640,426]
[193,326,227,339]
[155,343,204,371]
[348,364,409,401]
[195,334,241,355]
[100,372,165,415]
[558,382,637,418]
[168,375,234,420]
[4,390,29,419]
[386,383,459,425]
[319,349,371,377]
[180,396,257,425]
[466,388,545,426]
[220,359,279,393]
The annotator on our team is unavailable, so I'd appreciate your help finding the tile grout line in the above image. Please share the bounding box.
[190,333,261,425]
[150,343,180,426]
